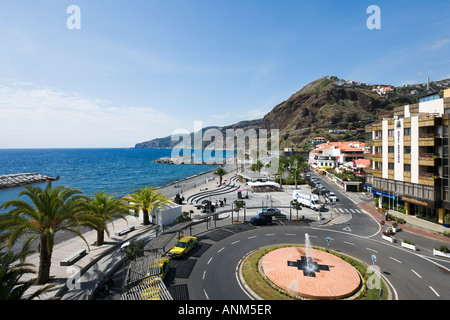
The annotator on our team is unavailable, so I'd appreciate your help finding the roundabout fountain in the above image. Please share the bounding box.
[257,234,362,300]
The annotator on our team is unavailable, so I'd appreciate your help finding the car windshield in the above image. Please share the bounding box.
[175,242,187,248]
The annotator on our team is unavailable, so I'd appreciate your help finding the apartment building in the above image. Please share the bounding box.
[365,89,450,226]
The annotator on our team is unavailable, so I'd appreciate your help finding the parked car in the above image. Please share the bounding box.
[250,213,273,226]
[169,236,198,259]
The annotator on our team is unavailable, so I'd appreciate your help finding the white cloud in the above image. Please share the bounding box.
[429,38,450,50]
[0,82,175,148]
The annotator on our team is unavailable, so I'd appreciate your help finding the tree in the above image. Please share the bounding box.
[0,182,93,284]
[290,199,302,221]
[0,244,54,300]
[233,200,245,223]
[83,191,130,246]
[129,187,173,226]
[214,167,228,185]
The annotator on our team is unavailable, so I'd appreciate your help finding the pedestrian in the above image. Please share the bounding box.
[224,197,226,205]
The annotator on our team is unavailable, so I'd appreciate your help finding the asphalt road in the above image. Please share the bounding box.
[106,172,450,301]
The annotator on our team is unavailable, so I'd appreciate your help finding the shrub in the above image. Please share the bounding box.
[403,239,415,246]
[438,245,449,253]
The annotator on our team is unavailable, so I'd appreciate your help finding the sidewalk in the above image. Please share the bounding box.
[358,201,450,243]
[22,215,156,300]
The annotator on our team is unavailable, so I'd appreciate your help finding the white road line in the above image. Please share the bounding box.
[429,286,440,297]
[203,289,209,300]
[285,233,296,236]
[217,247,225,253]
[207,257,213,264]
[232,240,240,244]
[366,248,378,253]
[389,257,402,264]
[344,241,355,245]
[202,271,206,280]
[411,269,422,278]
[265,234,275,236]
[248,236,257,239]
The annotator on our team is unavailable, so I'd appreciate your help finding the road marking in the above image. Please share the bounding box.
[265,233,275,236]
[285,233,296,236]
[232,240,240,245]
[389,257,402,264]
[429,286,440,297]
[203,289,209,300]
[411,269,422,278]
[344,241,355,245]
[366,248,378,253]
[207,257,213,264]
[248,236,257,239]
[217,247,225,253]
[342,226,352,232]
[348,197,358,205]
[202,271,206,280]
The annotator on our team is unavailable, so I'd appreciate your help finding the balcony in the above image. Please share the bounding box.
[372,153,382,161]
[418,133,442,147]
[418,114,441,127]
[373,168,382,178]
[418,153,442,166]
[418,172,442,187]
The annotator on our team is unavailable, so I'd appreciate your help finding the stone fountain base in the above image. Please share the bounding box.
[260,246,362,300]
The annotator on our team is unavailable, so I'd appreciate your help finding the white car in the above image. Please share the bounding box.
[328,192,338,202]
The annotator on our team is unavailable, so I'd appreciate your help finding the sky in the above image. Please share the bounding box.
[0,0,449,148]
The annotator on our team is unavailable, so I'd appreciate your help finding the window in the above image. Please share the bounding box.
[404,128,411,136]
[388,129,394,137]
[404,164,411,172]
[388,163,394,170]
[388,146,394,153]
[404,146,411,154]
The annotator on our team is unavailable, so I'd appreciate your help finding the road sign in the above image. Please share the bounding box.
[381,220,385,226]
[371,254,376,262]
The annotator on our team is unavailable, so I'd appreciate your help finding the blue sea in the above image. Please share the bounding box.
[0,148,225,212]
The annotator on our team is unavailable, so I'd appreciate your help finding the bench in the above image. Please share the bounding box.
[116,226,135,236]
[60,249,87,266]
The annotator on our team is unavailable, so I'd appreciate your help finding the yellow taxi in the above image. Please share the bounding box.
[168,236,198,259]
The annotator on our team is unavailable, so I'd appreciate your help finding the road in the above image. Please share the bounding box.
[106,172,450,300]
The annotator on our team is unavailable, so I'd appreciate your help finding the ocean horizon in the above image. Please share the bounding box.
[0,148,231,212]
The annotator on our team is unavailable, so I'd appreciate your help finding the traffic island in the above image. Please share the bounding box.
[240,244,390,300]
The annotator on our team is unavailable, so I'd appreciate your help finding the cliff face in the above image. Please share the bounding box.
[261,77,417,147]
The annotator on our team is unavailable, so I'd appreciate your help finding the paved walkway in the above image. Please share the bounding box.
[20,170,449,300]
[358,201,450,243]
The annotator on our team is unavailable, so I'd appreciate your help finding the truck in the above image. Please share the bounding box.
[293,190,324,211]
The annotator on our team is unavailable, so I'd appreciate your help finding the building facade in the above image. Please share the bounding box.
[309,141,366,169]
[365,89,450,226]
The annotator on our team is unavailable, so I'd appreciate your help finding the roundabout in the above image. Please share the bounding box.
[259,245,362,299]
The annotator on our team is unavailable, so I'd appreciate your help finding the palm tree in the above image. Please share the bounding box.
[0,244,54,300]
[129,187,173,226]
[0,182,93,285]
[214,167,228,185]
[83,191,130,246]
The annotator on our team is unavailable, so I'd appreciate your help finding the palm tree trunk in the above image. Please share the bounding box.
[37,234,52,285]
[97,229,105,246]
[143,208,150,225]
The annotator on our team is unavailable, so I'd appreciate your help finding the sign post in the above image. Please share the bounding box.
[326,236,332,250]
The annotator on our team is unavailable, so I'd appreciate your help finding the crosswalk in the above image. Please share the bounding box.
[334,207,365,214]
[327,206,365,225]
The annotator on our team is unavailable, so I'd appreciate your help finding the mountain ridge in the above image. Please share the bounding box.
[135,76,450,149]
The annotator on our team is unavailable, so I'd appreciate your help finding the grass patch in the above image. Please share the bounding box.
[241,245,389,300]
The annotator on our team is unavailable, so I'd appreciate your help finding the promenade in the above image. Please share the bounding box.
[19,169,449,300]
